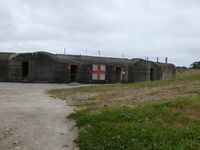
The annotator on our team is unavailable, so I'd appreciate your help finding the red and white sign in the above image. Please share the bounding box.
[92,64,106,80]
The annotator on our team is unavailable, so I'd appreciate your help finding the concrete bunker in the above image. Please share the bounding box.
[157,62,176,80]
[0,51,176,83]
[128,59,160,82]
[8,52,67,83]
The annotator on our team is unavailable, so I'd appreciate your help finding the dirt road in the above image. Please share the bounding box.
[0,83,78,150]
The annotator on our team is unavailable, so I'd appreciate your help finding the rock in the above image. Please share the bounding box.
[60,132,65,135]
[63,144,69,147]
[13,141,18,145]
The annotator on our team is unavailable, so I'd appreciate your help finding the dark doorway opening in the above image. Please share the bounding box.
[70,65,78,82]
[150,68,154,81]
[116,67,122,82]
[22,61,29,79]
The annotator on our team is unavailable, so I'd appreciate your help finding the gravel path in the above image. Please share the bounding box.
[0,83,79,150]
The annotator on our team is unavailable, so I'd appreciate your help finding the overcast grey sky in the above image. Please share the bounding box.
[0,0,200,66]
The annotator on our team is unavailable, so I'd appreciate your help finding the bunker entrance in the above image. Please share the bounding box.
[70,65,78,82]
[22,61,29,79]
[116,67,122,82]
[150,68,154,81]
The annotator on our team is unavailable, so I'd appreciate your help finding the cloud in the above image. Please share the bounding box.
[0,0,199,66]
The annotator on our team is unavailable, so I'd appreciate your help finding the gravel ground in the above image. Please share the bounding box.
[0,82,79,150]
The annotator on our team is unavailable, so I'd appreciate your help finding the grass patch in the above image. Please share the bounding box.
[70,96,200,150]
[48,70,200,149]
[48,72,200,110]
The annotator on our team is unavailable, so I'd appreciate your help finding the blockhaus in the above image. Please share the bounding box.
[0,51,176,83]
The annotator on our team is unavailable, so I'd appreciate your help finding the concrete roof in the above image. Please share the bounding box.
[4,51,175,68]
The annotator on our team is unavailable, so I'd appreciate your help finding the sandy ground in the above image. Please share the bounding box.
[0,82,79,150]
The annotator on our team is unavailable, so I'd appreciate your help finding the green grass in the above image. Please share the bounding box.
[48,70,200,149]
[70,96,200,150]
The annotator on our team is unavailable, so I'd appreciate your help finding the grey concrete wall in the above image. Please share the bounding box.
[8,53,67,83]
[0,53,14,81]
[129,60,161,83]
[158,63,176,80]
[0,52,176,84]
